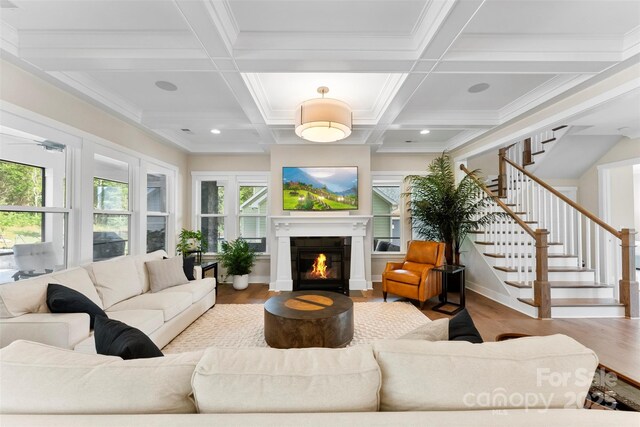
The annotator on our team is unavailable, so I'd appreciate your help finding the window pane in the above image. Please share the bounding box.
[201,217,224,253]
[93,214,129,261]
[239,186,267,214]
[147,174,167,213]
[94,178,128,211]
[147,216,166,253]
[1,132,67,209]
[372,216,401,252]
[0,161,43,208]
[373,185,401,251]
[239,216,267,252]
[201,181,224,214]
[0,211,67,284]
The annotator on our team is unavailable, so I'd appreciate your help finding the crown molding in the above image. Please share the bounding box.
[623,26,640,59]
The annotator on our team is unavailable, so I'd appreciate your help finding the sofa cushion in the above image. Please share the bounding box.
[73,309,165,354]
[384,269,420,285]
[132,250,167,293]
[373,335,599,411]
[94,316,163,360]
[0,340,201,414]
[146,256,189,293]
[192,345,381,413]
[0,275,51,318]
[46,284,106,329]
[107,292,192,321]
[51,267,104,309]
[1,313,90,349]
[158,278,215,303]
[85,257,142,309]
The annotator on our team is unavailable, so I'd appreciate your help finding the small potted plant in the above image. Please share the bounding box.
[176,229,208,257]
[218,238,257,290]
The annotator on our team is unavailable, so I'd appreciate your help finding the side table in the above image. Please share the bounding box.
[432,265,465,315]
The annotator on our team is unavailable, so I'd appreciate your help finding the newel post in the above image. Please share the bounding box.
[620,229,638,318]
[523,138,532,166]
[534,229,551,319]
[498,147,507,198]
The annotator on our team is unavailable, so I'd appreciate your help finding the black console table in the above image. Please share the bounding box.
[432,265,466,315]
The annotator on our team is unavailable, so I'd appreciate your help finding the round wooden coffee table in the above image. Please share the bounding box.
[264,291,354,349]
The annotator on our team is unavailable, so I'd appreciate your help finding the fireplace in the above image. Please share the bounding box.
[291,237,351,295]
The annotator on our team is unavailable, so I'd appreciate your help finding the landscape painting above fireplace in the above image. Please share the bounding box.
[283,167,358,211]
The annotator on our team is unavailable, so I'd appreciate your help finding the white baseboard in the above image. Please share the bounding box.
[466,280,538,318]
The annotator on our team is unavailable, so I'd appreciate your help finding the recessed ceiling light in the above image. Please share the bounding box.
[420,129,430,135]
[210,129,221,135]
[468,83,490,93]
[155,81,177,91]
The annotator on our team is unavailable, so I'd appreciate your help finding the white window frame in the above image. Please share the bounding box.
[237,177,270,254]
[91,147,136,260]
[372,175,404,254]
[192,172,269,255]
[142,161,177,254]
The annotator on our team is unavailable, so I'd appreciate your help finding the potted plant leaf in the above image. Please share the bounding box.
[218,238,257,290]
[405,152,505,266]
[176,229,208,257]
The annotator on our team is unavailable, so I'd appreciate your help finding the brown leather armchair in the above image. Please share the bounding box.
[382,240,446,309]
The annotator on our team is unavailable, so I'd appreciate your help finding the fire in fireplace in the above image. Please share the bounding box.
[291,237,351,295]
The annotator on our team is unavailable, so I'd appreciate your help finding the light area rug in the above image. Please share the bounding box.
[163,301,430,353]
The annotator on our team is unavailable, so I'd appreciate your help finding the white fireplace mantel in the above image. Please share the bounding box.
[271,215,371,291]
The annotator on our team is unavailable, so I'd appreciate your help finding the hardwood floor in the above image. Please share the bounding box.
[216,282,640,382]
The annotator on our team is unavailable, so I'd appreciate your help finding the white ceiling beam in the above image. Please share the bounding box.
[173,0,234,58]
[0,20,18,56]
[434,60,614,74]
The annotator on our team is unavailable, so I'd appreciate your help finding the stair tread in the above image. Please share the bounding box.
[483,253,577,258]
[505,281,613,289]
[532,150,545,156]
[552,125,568,131]
[518,298,623,307]
[541,137,557,144]
[494,266,594,273]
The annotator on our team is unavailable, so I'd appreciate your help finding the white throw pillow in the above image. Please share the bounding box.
[192,345,381,413]
[146,256,189,293]
[85,257,142,309]
[0,340,202,414]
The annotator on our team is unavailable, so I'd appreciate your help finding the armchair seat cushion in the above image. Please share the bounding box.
[384,270,420,286]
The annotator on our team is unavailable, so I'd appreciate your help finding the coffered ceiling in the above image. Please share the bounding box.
[1,0,639,154]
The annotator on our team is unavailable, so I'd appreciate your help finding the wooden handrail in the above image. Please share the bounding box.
[503,157,622,239]
[460,164,536,238]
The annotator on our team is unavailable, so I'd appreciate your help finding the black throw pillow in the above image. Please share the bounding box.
[94,316,163,360]
[46,283,107,329]
[448,308,483,343]
[182,256,196,281]
[163,256,196,281]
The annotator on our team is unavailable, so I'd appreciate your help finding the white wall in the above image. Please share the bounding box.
[608,164,635,230]
[0,59,190,233]
[634,165,640,238]
[578,137,640,216]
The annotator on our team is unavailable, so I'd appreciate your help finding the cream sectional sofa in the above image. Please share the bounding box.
[0,335,637,426]
[0,250,216,352]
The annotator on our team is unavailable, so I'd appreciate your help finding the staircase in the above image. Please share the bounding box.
[462,127,638,319]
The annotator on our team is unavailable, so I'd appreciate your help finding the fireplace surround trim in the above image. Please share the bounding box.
[271,215,371,291]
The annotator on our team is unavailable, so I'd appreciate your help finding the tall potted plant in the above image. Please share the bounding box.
[405,153,504,265]
[218,238,257,290]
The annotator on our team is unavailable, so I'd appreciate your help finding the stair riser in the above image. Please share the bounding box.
[516,287,614,299]
[499,271,595,282]
[484,257,578,268]
[551,305,625,318]
[476,243,565,255]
